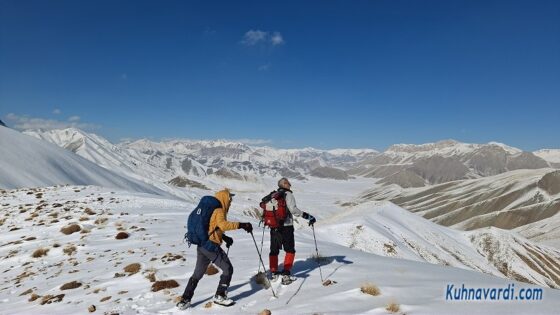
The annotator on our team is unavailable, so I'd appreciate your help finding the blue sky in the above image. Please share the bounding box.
[1,0,559,150]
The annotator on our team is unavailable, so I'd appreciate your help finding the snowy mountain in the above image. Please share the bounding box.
[25,128,379,182]
[349,139,554,187]
[0,126,164,196]
[353,168,560,248]
[1,185,559,314]
[319,201,560,289]
[535,149,560,167]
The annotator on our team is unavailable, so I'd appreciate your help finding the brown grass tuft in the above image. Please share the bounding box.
[124,263,141,274]
[88,305,96,312]
[85,208,96,215]
[60,224,81,235]
[204,301,213,308]
[28,293,40,302]
[19,288,33,296]
[386,302,400,313]
[63,245,77,256]
[360,283,381,296]
[60,281,82,290]
[259,310,272,315]
[206,264,219,275]
[146,272,156,282]
[32,248,49,258]
[115,232,129,239]
[151,280,179,292]
[94,217,108,225]
[100,296,111,302]
[40,294,65,305]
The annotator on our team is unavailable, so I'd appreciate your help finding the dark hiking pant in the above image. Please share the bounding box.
[181,246,233,301]
[269,225,296,275]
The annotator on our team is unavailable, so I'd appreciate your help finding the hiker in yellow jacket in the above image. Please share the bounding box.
[178,189,253,309]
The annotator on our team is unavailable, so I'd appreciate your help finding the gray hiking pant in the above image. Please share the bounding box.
[181,246,233,300]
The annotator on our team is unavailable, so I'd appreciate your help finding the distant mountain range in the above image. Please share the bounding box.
[3,126,560,289]
[348,140,558,188]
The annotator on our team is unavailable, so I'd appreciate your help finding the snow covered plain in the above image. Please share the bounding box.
[1,182,559,314]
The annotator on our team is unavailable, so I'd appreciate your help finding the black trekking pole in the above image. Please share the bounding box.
[257,222,265,273]
[311,224,325,283]
[250,231,277,298]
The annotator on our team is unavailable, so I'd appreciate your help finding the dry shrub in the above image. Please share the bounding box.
[204,302,213,308]
[60,281,82,290]
[259,310,272,315]
[63,245,77,256]
[206,264,219,275]
[32,248,49,258]
[79,216,89,221]
[88,305,96,312]
[85,208,96,215]
[151,280,179,292]
[60,224,81,235]
[94,217,108,225]
[40,294,65,305]
[115,232,129,239]
[124,263,141,274]
[28,293,40,302]
[386,302,400,313]
[19,288,33,296]
[360,283,381,296]
[80,228,91,234]
[146,272,156,282]
[100,296,111,302]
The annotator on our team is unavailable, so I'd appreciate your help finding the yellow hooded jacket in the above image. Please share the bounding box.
[208,189,240,245]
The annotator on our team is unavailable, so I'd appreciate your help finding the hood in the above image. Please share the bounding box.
[215,189,232,212]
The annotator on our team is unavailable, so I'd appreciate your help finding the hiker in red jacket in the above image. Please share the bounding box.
[268,177,316,285]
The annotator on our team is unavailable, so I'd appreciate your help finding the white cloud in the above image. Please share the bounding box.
[241,30,284,47]
[4,113,100,131]
[53,108,61,115]
[241,29,268,46]
[258,64,271,71]
[270,32,285,46]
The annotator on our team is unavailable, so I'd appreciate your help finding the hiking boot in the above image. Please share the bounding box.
[271,271,282,282]
[213,293,235,306]
[176,299,191,310]
[282,274,297,285]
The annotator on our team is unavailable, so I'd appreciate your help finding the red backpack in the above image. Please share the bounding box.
[260,190,287,228]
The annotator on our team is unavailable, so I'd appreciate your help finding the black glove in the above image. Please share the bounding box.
[303,212,316,226]
[223,235,233,248]
[239,222,253,233]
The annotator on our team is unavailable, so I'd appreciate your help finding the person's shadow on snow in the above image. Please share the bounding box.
[226,255,353,303]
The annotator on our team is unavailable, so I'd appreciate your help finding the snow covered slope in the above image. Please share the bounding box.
[318,201,560,289]
[354,168,560,247]
[1,185,559,315]
[0,126,163,195]
[535,149,560,165]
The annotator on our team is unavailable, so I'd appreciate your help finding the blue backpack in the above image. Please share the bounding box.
[185,196,222,252]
